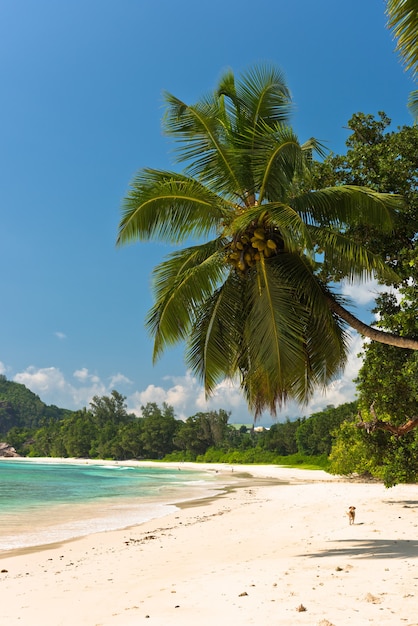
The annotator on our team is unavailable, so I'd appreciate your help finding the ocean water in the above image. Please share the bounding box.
[0,459,218,551]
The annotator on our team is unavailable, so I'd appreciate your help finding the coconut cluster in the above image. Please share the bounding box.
[226,224,280,273]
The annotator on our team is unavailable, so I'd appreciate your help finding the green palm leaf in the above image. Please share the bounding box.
[387,0,418,77]
[146,241,228,360]
[308,226,400,283]
[236,64,292,129]
[386,0,418,119]
[163,93,247,199]
[292,185,402,230]
[186,272,247,393]
[408,88,418,118]
[118,169,230,245]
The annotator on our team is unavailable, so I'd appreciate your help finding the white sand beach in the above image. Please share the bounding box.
[1,462,418,626]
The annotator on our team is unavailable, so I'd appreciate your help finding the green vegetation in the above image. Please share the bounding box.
[0,377,351,473]
[313,113,418,486]
[117,63,410,421]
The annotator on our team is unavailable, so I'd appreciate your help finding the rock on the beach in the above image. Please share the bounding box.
[0,442,20,457]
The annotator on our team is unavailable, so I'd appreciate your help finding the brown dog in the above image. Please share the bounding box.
[347,506,356,525]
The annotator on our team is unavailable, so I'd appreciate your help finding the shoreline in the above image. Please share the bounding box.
[0,458,306,555]
[0,459,231,553]
[2,462,417,625]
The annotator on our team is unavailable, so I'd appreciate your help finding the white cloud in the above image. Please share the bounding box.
[109,373,132,388]
[341,276,383,306]
[73,368,90,381]
[127,372,248,421]
[15,366,67,394]
[0,361,6,375]
[54,331,67,340]
[128,385,168,415]
[12,366,106,409]
[73,368,101,385]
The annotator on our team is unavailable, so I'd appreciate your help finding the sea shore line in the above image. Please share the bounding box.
[1,460,418,625]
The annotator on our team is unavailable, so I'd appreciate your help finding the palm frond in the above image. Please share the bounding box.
[247,256,307,369]
[309,226,401,283]
[408,88,418,119]
[292,185,402,230]
[236,64,292,129]
[146,241,228,361]
[117,169,231,245]
[260,133,308,203]
[387,0,418,77]
[239,256,349,415]
[186,272,247,393]
[162,92,247,199]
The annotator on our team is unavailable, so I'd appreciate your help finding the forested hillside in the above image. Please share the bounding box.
[2,378,357,471]
[0,375,73,433]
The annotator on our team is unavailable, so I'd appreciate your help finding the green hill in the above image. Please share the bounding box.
[0,375,73,434]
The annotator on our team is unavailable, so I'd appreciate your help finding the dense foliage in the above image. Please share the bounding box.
[314,113,418,486]
[2,379,356,469]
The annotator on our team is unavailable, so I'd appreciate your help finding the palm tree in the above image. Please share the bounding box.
[386,0,418,118]
[117,65,416,417]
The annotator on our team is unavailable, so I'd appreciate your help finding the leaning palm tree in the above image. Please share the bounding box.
[386,0,418,118]
[117,65,416,418]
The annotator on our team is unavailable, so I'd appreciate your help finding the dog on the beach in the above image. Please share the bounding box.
[347,506,356,525]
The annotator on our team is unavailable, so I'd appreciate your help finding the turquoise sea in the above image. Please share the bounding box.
[0,459,218,551]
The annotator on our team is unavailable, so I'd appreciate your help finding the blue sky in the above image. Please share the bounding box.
[0,0,414,425]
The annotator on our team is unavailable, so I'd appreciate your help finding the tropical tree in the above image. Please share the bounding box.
[117,64,414,418]
[386,0,418,118]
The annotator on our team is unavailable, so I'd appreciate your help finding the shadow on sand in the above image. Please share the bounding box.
[382,500,418,507]
[302,538,418,560]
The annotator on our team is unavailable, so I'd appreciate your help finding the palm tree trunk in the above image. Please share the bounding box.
[326,295,418,350]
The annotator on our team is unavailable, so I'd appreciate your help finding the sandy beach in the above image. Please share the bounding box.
[1,462,418,626]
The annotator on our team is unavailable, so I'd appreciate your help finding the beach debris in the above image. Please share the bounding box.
[296,604,307,612]
[1,569,8,573]
[125,534,157,546]
[365,592,381,604]
[239,591,248,597]
[335,566,343,571]
[318,620,335,626]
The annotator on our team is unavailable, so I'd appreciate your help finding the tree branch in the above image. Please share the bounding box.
[357,402,418,436]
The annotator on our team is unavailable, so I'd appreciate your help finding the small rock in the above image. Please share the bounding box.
[239,592,248,597]
[365,592,381,604]
[297,604,307,612]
